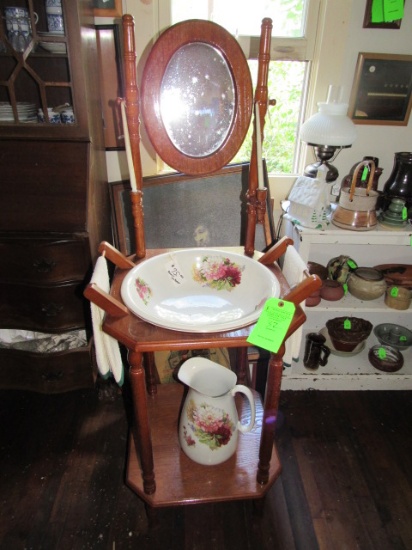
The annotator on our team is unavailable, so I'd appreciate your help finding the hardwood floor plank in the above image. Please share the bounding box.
[1,388,412,549]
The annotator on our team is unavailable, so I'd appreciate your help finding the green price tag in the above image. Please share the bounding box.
[400,335,407,342]
[391,287,399,297]
[372,0,404,22]
[402,207,407,220]
[361,166,369,181]
[378,347,387,359]
[343,283,348,295]
[344,319,352,330]
[247,298,296,354]
[347,259,358,270]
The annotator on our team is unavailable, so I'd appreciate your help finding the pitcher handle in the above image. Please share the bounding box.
[231,384,256,433]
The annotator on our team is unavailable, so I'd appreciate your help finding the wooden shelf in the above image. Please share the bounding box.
[126,384,281,507]
[280,215,412,390]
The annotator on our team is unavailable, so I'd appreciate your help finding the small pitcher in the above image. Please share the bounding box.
[178,357,256,466]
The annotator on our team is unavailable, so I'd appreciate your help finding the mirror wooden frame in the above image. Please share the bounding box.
[140,20,253,176]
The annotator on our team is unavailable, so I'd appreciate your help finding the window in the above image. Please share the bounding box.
[132,0,352,201]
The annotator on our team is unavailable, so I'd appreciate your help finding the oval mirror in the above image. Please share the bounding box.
[141,20,253,175]
[160,42,235,158]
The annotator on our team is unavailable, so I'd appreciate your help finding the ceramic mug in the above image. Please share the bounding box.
[46,13,64,33]
[303,333,330,370]
[4,6,38,52]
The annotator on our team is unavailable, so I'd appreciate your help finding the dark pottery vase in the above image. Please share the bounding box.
[381,152,412,217]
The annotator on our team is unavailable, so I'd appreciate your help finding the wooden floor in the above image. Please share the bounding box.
[1,381,412,550]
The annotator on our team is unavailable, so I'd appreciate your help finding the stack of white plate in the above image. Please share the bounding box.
[38,31,66,54]
[0,102,37,122]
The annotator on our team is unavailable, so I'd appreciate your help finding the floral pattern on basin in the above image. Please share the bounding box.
[182,398,235,451]
[192,255,243,292]
[135,277,152,305]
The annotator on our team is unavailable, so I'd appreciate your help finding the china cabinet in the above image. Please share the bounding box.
[280,216,412,390]
[0,0,110,392]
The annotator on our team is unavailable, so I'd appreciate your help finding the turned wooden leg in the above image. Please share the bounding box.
[236,347,250,385]
[257,346,284,485]
[128,350,156,495]
[143,352,158,395]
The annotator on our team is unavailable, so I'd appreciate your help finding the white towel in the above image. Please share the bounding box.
[281,245,307,367]
[90,256,124,385]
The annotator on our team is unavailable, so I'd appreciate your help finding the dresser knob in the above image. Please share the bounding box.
[41,303,64,317]
[42,371,64,382]
[33,258,57,273]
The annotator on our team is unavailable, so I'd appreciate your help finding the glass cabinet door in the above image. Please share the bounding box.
[0,0,85,134]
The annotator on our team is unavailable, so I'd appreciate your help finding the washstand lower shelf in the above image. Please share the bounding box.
[126,383,281,507]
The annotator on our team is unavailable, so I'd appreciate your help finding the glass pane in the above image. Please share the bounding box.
[160,42,235,157]
[172,0,307,38]
[0,0,75,126]
[231,60,307,174]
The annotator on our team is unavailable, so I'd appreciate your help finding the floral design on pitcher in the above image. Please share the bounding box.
[135,277,152,305]
[192,256,244,292]
[183,398,235,450]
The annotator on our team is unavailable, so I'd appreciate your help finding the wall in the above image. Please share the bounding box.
[103,0,412,202]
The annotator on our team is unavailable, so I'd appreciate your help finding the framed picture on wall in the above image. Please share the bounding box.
[348,53,412,126]
[93,0,122,18]
[108,163,275,256]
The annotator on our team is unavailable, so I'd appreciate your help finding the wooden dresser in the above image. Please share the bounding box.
[0,1,111,392]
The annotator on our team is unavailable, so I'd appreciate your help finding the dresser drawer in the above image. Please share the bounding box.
[0,235,90,284]
[0,140,89,233]
[0,342,95,393]
[0,281,87,331]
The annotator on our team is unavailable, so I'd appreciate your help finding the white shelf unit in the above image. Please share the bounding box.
[279,216,412,390]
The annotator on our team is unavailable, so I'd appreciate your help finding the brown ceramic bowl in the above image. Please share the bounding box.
[320,280,345,301]
[305,291,321,307]
[368,345,404,372]
[307,261,328,280]
[326,317,373,352]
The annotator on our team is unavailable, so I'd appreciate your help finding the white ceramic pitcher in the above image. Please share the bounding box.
[178,357,256,466]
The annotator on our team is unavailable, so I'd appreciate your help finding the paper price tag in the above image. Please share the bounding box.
[344,319,352,330]
[390,287,399,297]
[378,347,387,360]
[166,258,185,285]
[247,298,295,354]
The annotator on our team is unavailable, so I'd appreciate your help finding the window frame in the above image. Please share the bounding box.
[134,0,353,204]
